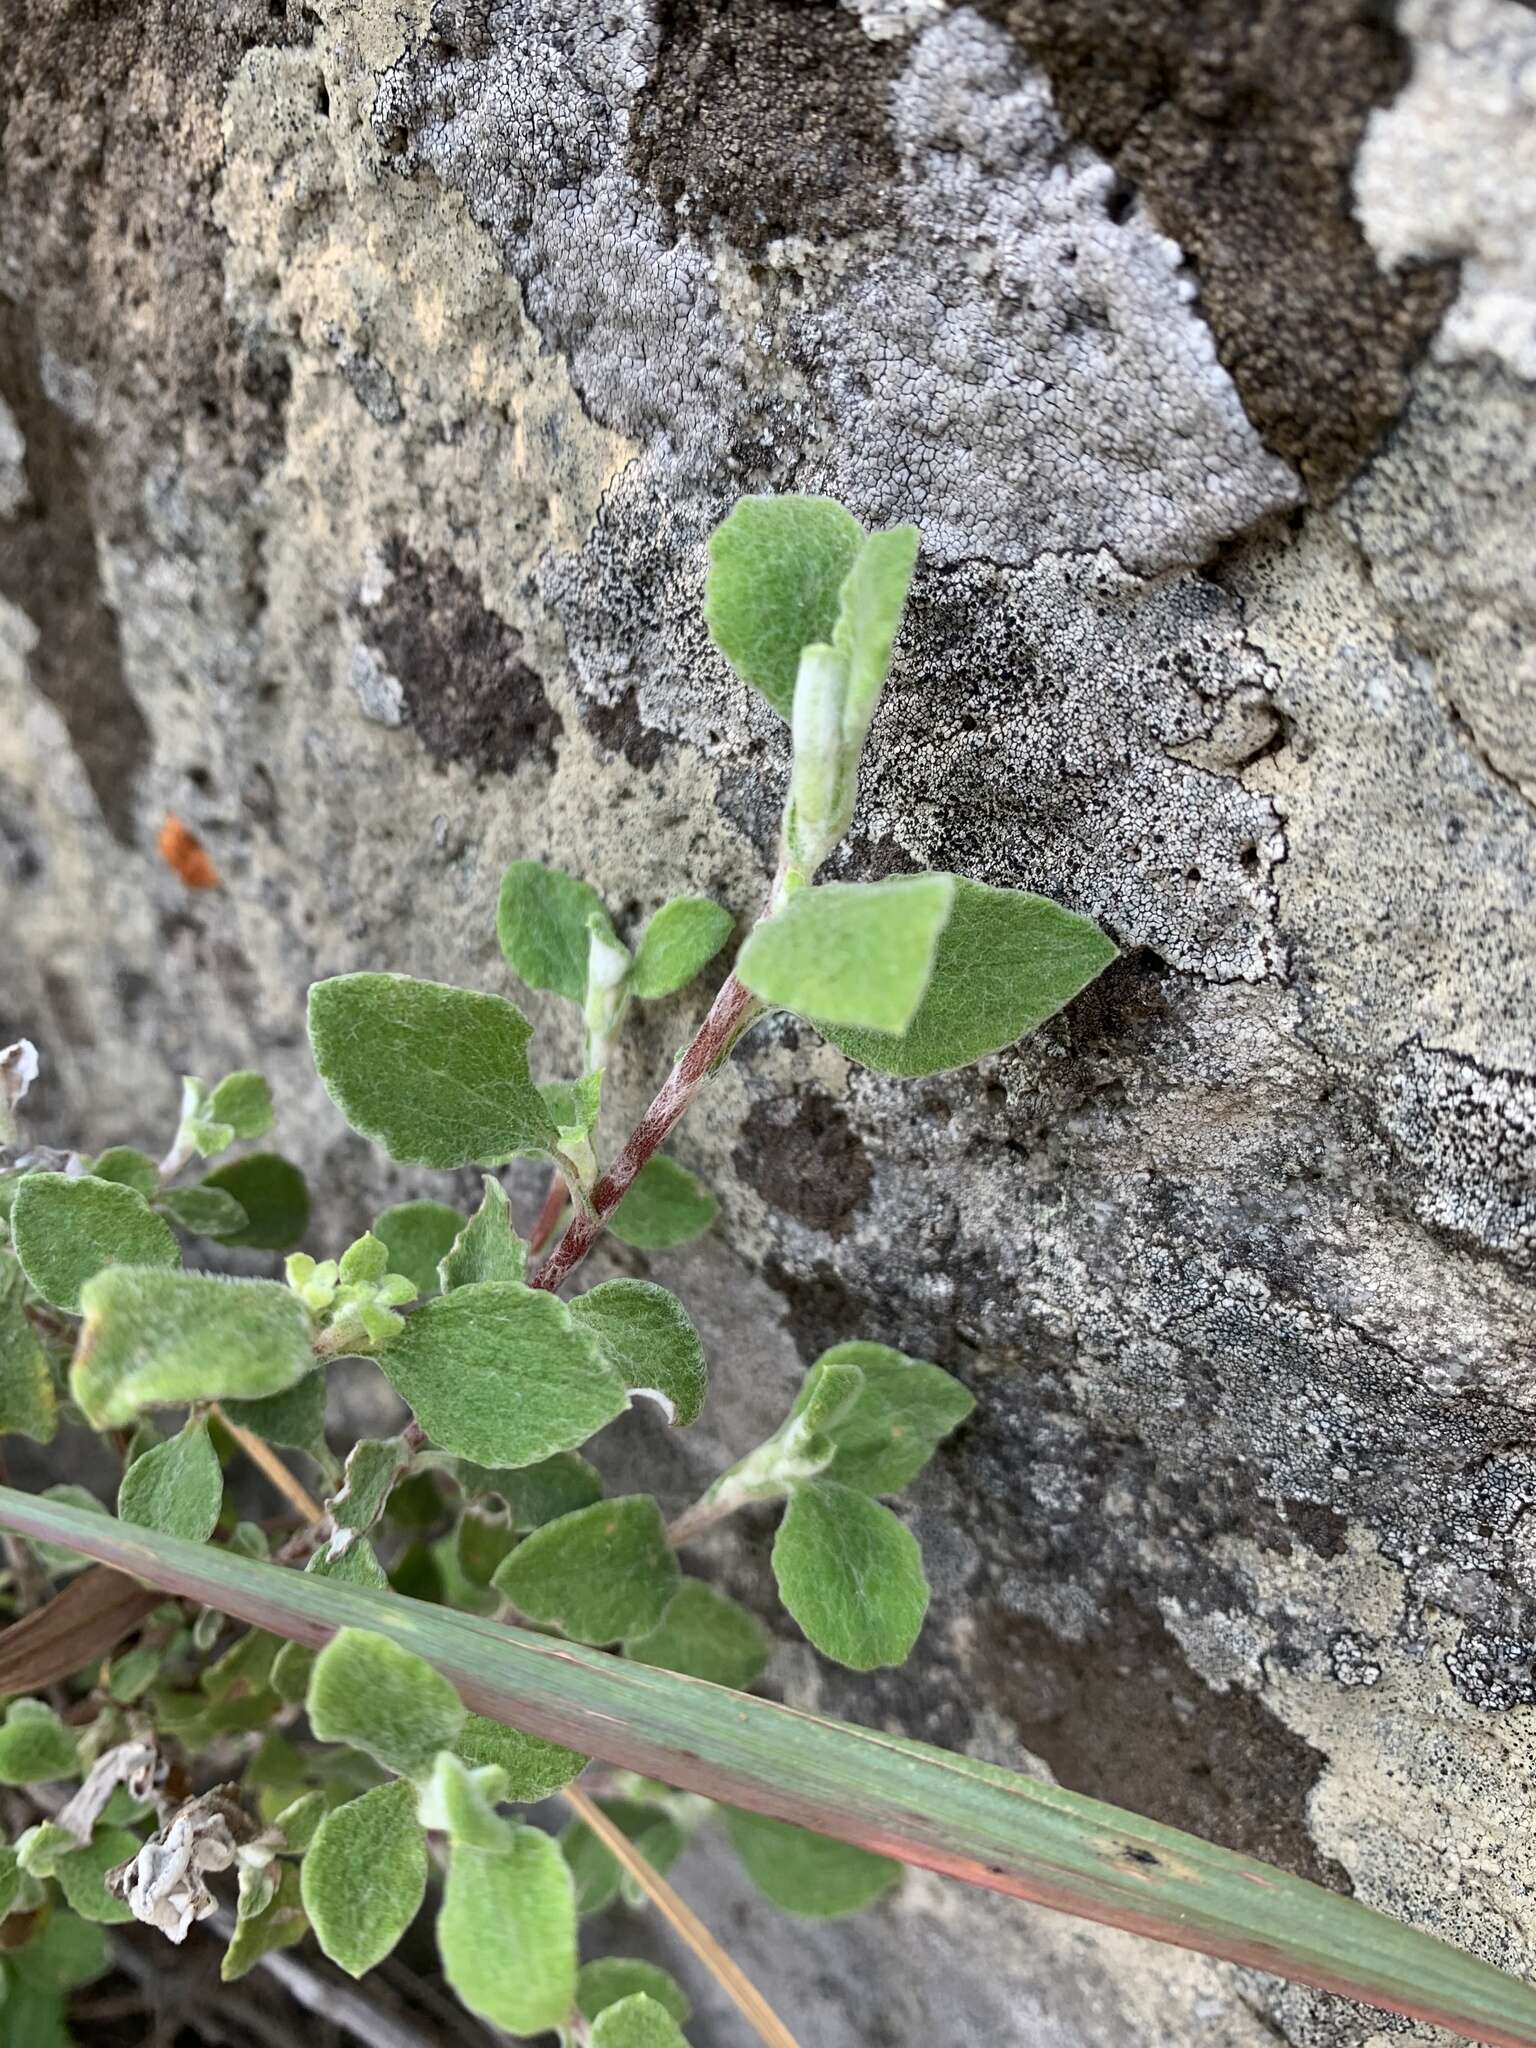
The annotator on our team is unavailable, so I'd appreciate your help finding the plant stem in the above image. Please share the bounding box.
[531,973,763,1294]
[666,1494,743,1550]
[561,1784,801,2048]
[527,1170,568,1256]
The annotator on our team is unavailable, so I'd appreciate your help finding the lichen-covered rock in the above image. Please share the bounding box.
[2,3,1534,2044]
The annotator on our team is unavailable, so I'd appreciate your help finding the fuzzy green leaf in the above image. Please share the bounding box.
[590,1994,691,2048]
[224,1373,335,1481]
[561,1799,683,1917]
[222,1861,308,1980]
[199,1153,310,1251]
[821,878,1117,1077]
[454,1712,588,1801]
[418,1750,512,1850]
[723,1806,899,1916]
[569,1280,708,1428]
[380,1283,627,1468]
[791,1343,974,1495]
[438,1824,577,2035]
[439,1176,527,1291]
[11,1173,180,1314]
[832,524,920,735]
[89,1148,159,1197]
[330,1437,407,1534]
[705,496,864,719]
[208,1072,274,1141]
[624,1580,770,1691]
[540,1071,603,1144]
[494,1496,679,1646]
[374,1200,463,1296]
[7,1905,109,1993]
[0,1259,57,1443]
[307,1535,390,1589]
[301,1780,426,1977]
[457,1452,603,1529]
[56,1827,142,1925]
[737,876,954,1035]
[117,1416,223,1543]
[772,1482,928,1671]
[73,1269,315,1428]
[497,861,614,1004]
[579,1960,691,2028]
[630,897,734,1001]
[608,1156,718,1252]
[308,973,558,1169]
[306,1626,465,1778]
[157,1185,250,1239]
[0,1842,33,1917]
[0,1700,78,1785]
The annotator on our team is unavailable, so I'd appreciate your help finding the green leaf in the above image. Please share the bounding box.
[0,1842,35,1917]
[438,1824,577,2035]
[88,1148,159,1198]
[723,1807,900,1916]
[0,1261,57,1443]
[609,1156,718,1252]
[590,1993,691,2048]
[222,1861,308,1980]
[0,1700,78,1785]
[417,1749,512,1849]
[372,1201,462,1297]
[456,1503,517,1585]
[307,973,558,1169]
[56,1827,142,1925]
[560,1799,683,1916]
[271,1642,315,1707]
[772,1482,929,1671]
[72,1269,316,1429]
[705,496,863,719]
[379,1283,627,1468]
[630,897,734,1001]
[497,860,614,1004]
[208,1072,274,1141]
[454,1712,587,1801]
[624,1580,770,1691]
[831,524,921,736]
[11,1173,180,1313]
[200,1153,310,1251]
[791,1343,974,1495]
[306,1535,389,1589]
[494,1496,679,1645]
[156,1186,250,1239]
[457,1452,603,1529]
[224,1373,334,1481]
[331,1437,407,1534]
[306,1626,465,1778]
[569,1280,708,1428]
[117,1416,223,1543]
[578,1960,691,2028]
[7,1906,109,1993]
[301,1780,427,1977]
[736,875,954,1035]
[540,1070,603,1144]
[439,1176,527,1291]
[821,878,1118,1077]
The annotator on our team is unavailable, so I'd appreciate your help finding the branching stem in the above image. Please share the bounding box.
[530,973,763,1294]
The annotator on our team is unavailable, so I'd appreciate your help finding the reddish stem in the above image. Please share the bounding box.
[527,1172,568,1257]
[530,973,761,1294]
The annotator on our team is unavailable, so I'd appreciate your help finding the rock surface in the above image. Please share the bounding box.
[2,2,1535,2042]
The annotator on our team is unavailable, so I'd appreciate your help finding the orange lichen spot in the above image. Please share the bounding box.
[157,814,220,890]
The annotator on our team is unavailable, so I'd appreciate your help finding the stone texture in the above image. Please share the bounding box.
[2,2,1535,2044]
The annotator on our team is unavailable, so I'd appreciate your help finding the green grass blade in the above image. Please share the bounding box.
[2,1485,1533,2046]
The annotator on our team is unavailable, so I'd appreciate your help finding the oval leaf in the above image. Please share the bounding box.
[705,496,864,719]
[454,1711,587,1802]
[199,1153,310,1252]
[301,1779,426,1977]
[624,1580,771,1691]
[821,878,1117,1077]
[0,1262,58,1443]
[608,1156,718,1252]
[772,1482,929,1671]
[438,1825,577,2035]
[379,1284,628,1468]
[497,860,613,1004]
[72,1270,316,1429]
[373,1200,463,1296]
[723,1805,900,1916]
[791,1342,974,1496]
[12,1174,179,1313]
[630,897,734,1001]
[736,875,955,1034]
[307,1626,465,1778]
[590,1993,691,2048]
[307,973,558,1168]
[438,1176,527,1292]
[579,1959,691,2027]
[494,1496,679,1646]
[117,1417,223,1543]
[569,1280,708,1428]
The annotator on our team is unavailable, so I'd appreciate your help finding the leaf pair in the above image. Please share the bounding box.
[499,861,733,1010]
